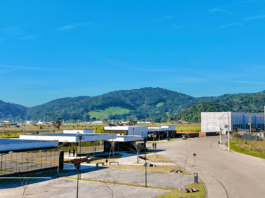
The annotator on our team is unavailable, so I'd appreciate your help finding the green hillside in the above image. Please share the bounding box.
[26,87,196,121]
[156,102,164,107]
[170,91,265,123]
[89,107,131,119]
[1,87,264,122]
[0,100,27,121]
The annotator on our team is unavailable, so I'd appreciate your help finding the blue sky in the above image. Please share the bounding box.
[1,0,265,107]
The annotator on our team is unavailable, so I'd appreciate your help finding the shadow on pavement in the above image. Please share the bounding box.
[0,166,107,190]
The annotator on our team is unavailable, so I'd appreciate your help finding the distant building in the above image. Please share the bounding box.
[37,120,45,124]
[104,125,176,139]
[92,121,104,124]
[25,121,34,124]
[201,112,264,134]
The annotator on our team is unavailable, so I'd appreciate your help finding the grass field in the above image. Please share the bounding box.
[156,102,164,108]
[157,182,206,198]
[226,138,265,159]
[176,125,201,132]
[146,154,172,163]
[0,123,201,138]
[89,107,131,119]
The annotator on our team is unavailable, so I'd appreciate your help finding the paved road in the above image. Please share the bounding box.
[155,136,265,198]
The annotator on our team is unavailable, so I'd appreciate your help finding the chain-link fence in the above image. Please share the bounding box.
[76,145,104,154]
[0,150,59,176]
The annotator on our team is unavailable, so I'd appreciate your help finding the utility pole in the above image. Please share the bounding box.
[76,135,83,198]
[144,138,147,187]
[227,113,230,152]
[250,116,252,134]
[219,117,222,144]
[263,106,265,131]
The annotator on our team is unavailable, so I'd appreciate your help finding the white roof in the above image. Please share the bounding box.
[19,133,114,143]
[63,130,93,134]
[0,138,58,152]
[108,135,143,142]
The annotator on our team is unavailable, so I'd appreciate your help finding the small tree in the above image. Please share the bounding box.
[51,117,62,130]
[130,142,141,163]
[19,175,28,198]
[48,113,62,130]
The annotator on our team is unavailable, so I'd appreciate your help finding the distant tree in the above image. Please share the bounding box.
[83,113,90,122]
[49,113,63,130]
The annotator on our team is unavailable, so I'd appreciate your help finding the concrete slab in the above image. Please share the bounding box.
[0,178,168,198]
[70,168,194,189]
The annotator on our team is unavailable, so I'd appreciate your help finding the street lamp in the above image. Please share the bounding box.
[77,135,84,158]
[75,162,81,198]
[76,134,84,198]
[144,138,147,187]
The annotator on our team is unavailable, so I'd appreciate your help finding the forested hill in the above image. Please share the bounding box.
[27,87,196,121]
[0,87,264,122]
[171,91,265,123]
[0,100,28,120]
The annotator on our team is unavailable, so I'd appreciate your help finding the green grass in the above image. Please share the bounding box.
[176,126,201,132]
[89,107,131,119]
[156,102,164,108]
[226,139,265,159]
[0,132,20,138]
[157,182,205,198]
[146,154,172,163]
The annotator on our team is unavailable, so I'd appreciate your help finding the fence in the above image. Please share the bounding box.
[76,145,104,155]
[0,150,59,176]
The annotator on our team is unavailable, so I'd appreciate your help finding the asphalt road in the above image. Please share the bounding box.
[155,136,265,198]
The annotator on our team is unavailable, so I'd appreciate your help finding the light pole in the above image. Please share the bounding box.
[76,135,83,198]
[227,113,230,152]
[76,163,80,198]
[77,135,84,157]
[144,138,147,187]
[218,117,222,144]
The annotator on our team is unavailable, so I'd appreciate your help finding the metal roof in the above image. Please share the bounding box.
[0,138,52,145]
[30,133,109,137]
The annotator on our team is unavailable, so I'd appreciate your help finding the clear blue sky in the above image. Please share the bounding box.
[1,0,265,107]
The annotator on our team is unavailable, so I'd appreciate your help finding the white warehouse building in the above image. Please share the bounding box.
[201,112,265,134]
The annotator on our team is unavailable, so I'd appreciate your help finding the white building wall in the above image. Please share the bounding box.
[63,130,93,134]
[104,126,176,138]
[202,112,264,133]
[128,126,149,138]
[201,112,231,134]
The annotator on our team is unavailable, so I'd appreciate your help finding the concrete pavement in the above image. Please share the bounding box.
[155,136,265,198]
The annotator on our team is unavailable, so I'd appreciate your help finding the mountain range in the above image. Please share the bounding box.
[1,87,264,123]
